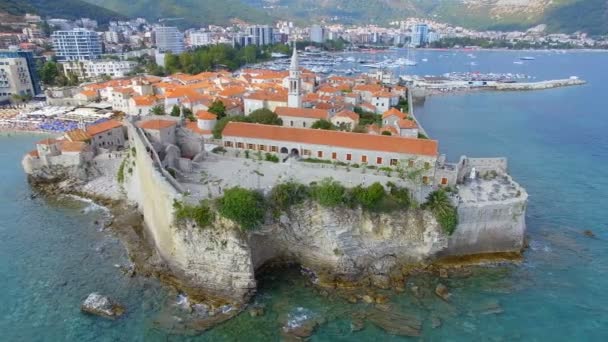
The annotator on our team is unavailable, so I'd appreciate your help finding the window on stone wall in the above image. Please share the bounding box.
[346,153,352,161]
[361,155,368,163]
[303,149,311,156]
[317,151,323,158]
[247,143,255,150]
[303,122,307,128]
[236,142,244,149]
[376,157,383,165]
[271,146,278,152]
[408,160,415,167]
[441,177,448,185]
[259,145,266,151]
[290,121,294,127]
[390,159,398,166]
[332,152,337,160]
[423,176,429,185]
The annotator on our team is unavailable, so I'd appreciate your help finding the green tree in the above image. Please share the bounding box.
[218,187,265,230]
[170,105,181,117]
[39,61,60,85]
[422,190,458,235]
[248,108,282,125]
[151,105,165,116]
[183,108,195,122]
[164,53,181,74]
[311,119,335,130]
[352,182,386,209]
[311,178,346,207]
[208,100,227,118]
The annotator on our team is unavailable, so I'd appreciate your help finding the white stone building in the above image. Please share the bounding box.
[275,107,328,129]
[222,122,438,182]
[61,60,137,79]
[138,119,177,146]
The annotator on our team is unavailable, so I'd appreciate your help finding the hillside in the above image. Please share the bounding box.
[83,0,271,27]
[0,0,125,23]
[245,0,608,35]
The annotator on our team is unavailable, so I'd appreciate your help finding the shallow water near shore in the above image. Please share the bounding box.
[1,50,608,340]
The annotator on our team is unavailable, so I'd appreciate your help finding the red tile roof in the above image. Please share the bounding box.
[28,150,39,158]
[86,120,123,136]
[196,110,217,120]
[60,141,87,153]
[137,119,177,130]
[275,107,329,120]
[185,121,212,136]
[334,110,359,121]
[397,119,418,129]
[65,129,91,142]
[223,122,438,156]
[382,107,406,119]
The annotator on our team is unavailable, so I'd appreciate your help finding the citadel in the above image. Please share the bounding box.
[22,46,527,313]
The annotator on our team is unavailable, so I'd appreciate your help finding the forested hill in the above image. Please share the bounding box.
[0,0,125,23]
[82,0,271,27]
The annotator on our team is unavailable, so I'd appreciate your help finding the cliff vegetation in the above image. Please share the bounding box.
[172,179,458,235]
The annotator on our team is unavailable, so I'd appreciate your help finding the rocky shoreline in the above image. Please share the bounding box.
[27,166,525,333]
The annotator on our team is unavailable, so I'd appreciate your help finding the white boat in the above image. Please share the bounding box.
[513,61,524,65]
[520,56,536,60]
[422,58,428,62]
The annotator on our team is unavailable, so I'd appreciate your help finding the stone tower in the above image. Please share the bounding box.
[287,42,302,108]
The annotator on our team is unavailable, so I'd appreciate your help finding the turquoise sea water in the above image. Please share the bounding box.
[1,50,607,341]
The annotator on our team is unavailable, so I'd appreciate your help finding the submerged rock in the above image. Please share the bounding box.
[81,293,124,319]
[583,230,596,238]
[367,308,422,337]
[249,305,265,317]
[435,283,451,301]
[431,316,442,329]
[282,307,322,339]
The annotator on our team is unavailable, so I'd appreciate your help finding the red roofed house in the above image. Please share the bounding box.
[372,91,400,114]
[221,122,438,180]
[382,107,407,126]
[330,110,360,130]
[396,119,419,138]
[129,95,158,116]
[196,110,217,131]
[244,92,288,115]
[138,119,177,146]
[275,107,329,128]
[85,119,125,151]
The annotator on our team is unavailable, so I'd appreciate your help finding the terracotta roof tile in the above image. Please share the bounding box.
[86,120,123,136]
[196,110,217,120]
[138,119,177,130]
[275,107,328,120]
[382,107,406,119]
[334,110,359,121]
[223,122,438,156]
[185,121,212,136]
[60,141,87,153]
[65,129,91,142]
[397,119,418,129]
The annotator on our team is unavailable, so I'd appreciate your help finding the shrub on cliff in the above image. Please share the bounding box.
[311,178,346,207]
[173,199,215,228]
[386,182,412,208]
[422,190,458,235]
[351,182,386,209]
[117,158,127,183]
[218,187,265,230]
[270,182,309,211]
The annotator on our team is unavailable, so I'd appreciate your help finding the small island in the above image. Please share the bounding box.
[21,47,527,327]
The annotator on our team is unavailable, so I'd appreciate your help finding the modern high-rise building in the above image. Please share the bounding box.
[410,24,429,47]
[189,31,212,47]
[247,25,274,46]
[0,49,41,103]
[154,26,185,54]
[310,25,326,43]
[51,28,103,61]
